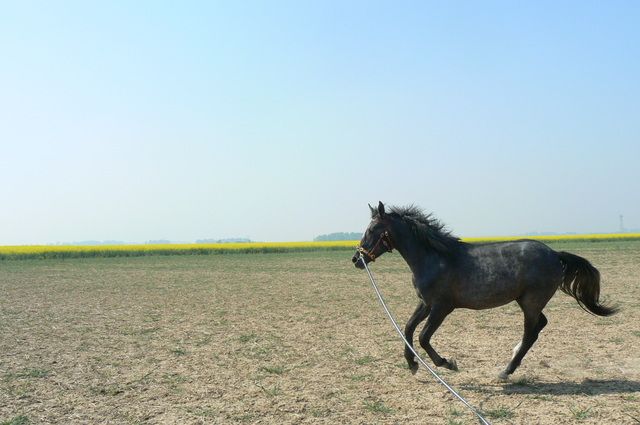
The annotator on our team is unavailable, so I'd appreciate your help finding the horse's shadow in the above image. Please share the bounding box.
[504,379,640,396]
[459,379,640,396]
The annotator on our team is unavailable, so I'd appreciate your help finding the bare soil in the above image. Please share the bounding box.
[1,243,639,424]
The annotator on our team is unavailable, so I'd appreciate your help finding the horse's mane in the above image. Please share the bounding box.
[372,205,463,255]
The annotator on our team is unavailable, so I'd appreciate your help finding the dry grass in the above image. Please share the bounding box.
[1,242,639,424]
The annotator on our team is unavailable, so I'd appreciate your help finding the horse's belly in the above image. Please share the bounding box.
[454,279,524,309]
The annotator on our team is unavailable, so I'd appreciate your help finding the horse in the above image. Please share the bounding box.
[352,202,618,379]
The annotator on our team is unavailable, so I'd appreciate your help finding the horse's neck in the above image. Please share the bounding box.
[393,232,441,276]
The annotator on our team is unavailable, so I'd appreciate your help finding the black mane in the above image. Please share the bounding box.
[373,205,463,255]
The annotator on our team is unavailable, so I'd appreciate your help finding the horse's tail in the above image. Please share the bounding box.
[557,251,618,316]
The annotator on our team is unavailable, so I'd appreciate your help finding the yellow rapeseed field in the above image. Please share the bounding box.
[462,233,640,243]
[1,234,639,260]
[0,241,358,259]
[0,240,355,254]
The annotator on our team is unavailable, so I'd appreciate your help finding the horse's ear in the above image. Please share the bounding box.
[378,201,386,218]
[367,204,377,218]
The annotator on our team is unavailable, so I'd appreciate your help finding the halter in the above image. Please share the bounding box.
[358,230,394,261]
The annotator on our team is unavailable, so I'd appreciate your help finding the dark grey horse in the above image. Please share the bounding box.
[352,202,618,379]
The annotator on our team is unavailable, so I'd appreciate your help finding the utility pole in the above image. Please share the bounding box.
[619,214,625,233]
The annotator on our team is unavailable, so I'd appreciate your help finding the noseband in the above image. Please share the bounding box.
[358,230,394,261]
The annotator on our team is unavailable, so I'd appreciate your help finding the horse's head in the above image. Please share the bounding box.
[352,201,394,269]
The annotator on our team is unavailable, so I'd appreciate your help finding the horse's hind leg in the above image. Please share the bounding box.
[418,304,457,371]
[404,302,430,374]
[499,305,548,380]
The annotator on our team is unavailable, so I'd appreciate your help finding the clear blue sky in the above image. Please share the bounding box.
[1,1,638,244]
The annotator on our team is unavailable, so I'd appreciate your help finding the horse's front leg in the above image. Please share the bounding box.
[404,302,430,374]
[418,303,458,371]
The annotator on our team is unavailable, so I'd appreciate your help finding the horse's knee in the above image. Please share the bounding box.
[403,324,411,336]
[418,331,429,351]
[537,314,548,332]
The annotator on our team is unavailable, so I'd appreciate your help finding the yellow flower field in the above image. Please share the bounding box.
[0,241,359,259]
[462,233,640,243]
[1,233,639,260]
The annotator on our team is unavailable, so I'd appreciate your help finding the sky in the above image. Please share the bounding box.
[1,1,639,244]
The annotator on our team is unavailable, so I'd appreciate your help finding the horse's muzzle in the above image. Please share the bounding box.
[352,250,367,269]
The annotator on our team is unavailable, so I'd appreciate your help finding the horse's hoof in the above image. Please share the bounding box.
[447,358,458,371]
[497,371,509,381]
[407,357,419,375]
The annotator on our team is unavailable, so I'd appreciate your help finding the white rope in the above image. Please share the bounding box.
[360,254,491,425]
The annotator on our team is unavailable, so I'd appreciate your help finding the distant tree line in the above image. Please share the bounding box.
[56,240,126,246]
[195,238,252,243]
[314,232,362,242]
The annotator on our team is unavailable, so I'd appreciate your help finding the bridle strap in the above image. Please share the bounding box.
[358,230,394,261]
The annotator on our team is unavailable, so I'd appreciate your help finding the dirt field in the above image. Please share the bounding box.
[1,242,639,424]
